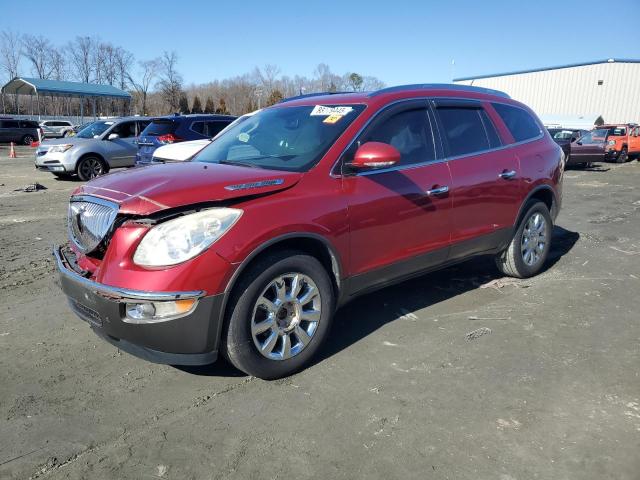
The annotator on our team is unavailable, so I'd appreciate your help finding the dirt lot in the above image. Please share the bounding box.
[1,145,639,479]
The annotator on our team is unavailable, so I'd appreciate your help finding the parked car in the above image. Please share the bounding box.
[547,128,591,166]
[0,118,43,145]
[135,114,236,166]
[35,117,152,180]
[149,111,260,164]
[54,85,563,379]
[600,124,640,163]
[40,120,74,138]
[566,128,610,166]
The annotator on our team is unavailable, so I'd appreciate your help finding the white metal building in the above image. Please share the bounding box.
[454,58,640,124]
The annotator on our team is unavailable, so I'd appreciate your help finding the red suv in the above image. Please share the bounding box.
[55,85,564,379]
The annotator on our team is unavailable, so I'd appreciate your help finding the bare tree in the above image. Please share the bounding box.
[50,47,67,80]
[128,58,160,115]
[68,36,95,83]
[0,30,22,112]
[157,51,183,112]
[22,34,53,79]
[0,30,21,81]
[115,47,133,90]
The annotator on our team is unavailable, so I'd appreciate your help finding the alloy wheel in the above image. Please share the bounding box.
[80,158,104,179]
[251,273,321,361]
[521,212,547,266]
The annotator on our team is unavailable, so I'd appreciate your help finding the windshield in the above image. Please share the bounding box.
[76,121,114,139]
[194,104,365,172]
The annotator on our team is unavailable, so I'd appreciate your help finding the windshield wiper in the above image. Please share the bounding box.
[218,159,264,169]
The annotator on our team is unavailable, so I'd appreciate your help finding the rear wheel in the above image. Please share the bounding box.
[495,201,552,278]
[21,135,34,145]
[616,148,628,163]
[222,250,335,379]
[76,156,106,181]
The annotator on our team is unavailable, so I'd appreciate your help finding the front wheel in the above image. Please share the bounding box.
[615,148,628,163]
[76,156,106,181]
[222,251,335,379]
[495,201,552,278]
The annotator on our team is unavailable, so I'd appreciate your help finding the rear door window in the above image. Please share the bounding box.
[2,120,19,128]
[436,107,498,157]
[142,120,177,136]
[492,103,542,142]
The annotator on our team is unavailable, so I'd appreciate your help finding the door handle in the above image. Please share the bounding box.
[426,185,449,196]
[499,170,517,180]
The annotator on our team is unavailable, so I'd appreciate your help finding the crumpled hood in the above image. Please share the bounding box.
[73,162,302,215]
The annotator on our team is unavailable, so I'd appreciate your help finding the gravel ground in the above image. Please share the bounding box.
[1,146,639,479]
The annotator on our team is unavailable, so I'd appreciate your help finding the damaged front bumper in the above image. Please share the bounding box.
[53,245,223,365]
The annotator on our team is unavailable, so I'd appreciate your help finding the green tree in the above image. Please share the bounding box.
[204,96,215,113]
[191,95,203,114]
[215,97,229,115]
[266,89,284,106]
[348,72,363,91]
[178,92,189,113]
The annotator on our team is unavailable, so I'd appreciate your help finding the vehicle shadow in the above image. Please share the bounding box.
[312,225,579,367]
[566,164,610,173]
[177,226,579,378]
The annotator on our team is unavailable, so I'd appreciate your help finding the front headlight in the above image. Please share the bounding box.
[48,144,74,153]
[133,208,242,267]
[607,140,616,145]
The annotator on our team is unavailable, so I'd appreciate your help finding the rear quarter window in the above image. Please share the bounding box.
[142,120,177,136]
[492,103,542,143]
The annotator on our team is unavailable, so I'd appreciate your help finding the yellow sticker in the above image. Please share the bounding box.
[323,114,343,124]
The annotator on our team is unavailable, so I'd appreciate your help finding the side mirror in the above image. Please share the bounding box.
[349,142,401,170]
[107,133,119,140]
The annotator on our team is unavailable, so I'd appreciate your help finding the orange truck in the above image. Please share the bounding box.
[603,123,640,163]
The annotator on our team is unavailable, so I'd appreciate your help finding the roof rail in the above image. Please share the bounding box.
[369,83,511,99]
[279,91,356,103]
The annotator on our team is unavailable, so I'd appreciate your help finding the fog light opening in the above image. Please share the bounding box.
[125,299,197,323]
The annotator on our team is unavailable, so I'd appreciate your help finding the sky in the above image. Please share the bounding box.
[1,0,639,86]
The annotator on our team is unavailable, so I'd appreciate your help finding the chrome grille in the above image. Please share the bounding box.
[67,196,119,254]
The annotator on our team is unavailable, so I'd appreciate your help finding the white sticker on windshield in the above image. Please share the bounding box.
[310,105,353,116]
[238,132,250,143]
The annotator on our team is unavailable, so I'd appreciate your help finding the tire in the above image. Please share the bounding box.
[495,201,552,278]
[62,130,70,137]
[616,148,628,163]
[21,135,34,146]
[76,156,106,181]
[222,250,335,380]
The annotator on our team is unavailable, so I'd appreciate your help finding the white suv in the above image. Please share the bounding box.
[40,120,74,138]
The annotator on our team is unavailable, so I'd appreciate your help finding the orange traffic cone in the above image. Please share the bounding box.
[9,142,17,158]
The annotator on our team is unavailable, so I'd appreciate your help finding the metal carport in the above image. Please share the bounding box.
[1,77,131,122]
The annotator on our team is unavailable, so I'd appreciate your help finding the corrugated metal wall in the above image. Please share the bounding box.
[455,62,640,124]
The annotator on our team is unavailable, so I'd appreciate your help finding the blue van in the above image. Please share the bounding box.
[135,114,236,166]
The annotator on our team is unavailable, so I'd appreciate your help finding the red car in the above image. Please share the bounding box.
[55,85,564,379]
